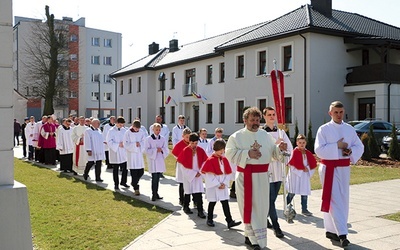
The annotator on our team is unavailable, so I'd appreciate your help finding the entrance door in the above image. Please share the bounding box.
[358,97,375,120]
[193,105,199,133]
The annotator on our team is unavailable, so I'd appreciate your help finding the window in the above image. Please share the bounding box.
[91,56,100,65]
[104,74,111,83]
[70,54,77,61]
[258,51,267,75]
[236,100,244,123]
[120,80,123,95]
[128,79,132,94]
[170,72,175,89]
[206,104,213,123]
[285,97,292,123]
[283,45,292,71]
[237,55,244,78]
[70,34,78,42]
[128,108,132,124]
[137,107,141,120]
[219,62,225,82]
[362,49,369,65]
[219,103,225,124]
[92,37,100,46]
[91,74,100,82]
[104,38,112,48]
[70,72,77,80]
[69,91,78,98]
[120,108,123,117]
[186,68,196,84]
[104,56,112,65]
[103,92,112,101]
[137,77,141,92]
[206,65,213,84]
[170,106,175,123]
[91,92,99,101]
[258,98,267,123]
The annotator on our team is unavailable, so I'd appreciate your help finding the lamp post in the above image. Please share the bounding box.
[158,72,166,121]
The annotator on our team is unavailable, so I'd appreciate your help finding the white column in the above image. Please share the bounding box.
[0,0,33,249]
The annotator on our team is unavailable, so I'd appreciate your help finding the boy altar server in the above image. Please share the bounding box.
[201,139,241,228]
[56,118,75,173]
[124,120,146,195]
[145,123,169,201]
[83,119,105,182]
[177,132,207,218]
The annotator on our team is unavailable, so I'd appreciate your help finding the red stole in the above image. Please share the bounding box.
[172,140,189,158]
[288,148,317,170]
[320,159,350,212]
[177,146,208,169]
[201,155,232,175]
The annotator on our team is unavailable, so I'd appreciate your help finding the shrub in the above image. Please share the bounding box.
[368,124,381,158]
[361,133,371,161]
[388,123,400,160]
[306,120,314,153]
[293,119,299,148]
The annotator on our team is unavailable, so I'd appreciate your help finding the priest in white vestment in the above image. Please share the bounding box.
[315,101,363,247]
[72,116,87,175]
[226,107,286,249]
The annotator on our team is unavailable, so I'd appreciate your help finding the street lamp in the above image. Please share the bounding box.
[158,72,166,121]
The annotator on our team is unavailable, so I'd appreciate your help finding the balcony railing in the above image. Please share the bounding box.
[182,82,197,96]
[346,63,400,84]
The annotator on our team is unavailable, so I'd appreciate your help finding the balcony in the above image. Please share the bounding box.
[182,82,197,96]
[346,63,400,85]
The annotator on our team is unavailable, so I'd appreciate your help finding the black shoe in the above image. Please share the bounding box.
[183,207,193,214]
[274,228,284,238]
[151,196,156,201]
[120,183,130,188]
[230,190,236,199]
[114,186,119,190]
[179,200,184,206]
[160,174,165,178]
[72,171,78,175]
[83,174,88,180]
[207,219,215,227]
[326,232,340,241]
[198,211,206,219]
[95,179,103,182]
[227,220,242,229]
[339,235,350,247]
[245,237,252,246]
[156,194,163,200]
[267,219,273,229]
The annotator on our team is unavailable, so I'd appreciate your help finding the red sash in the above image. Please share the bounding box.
[320,159,350,212]
[237,164,269,223]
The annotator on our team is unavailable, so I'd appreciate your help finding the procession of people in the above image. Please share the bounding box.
[15,100,362,249]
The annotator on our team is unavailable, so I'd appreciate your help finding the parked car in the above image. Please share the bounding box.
[381,129,400,153]
[347,120,364,127]
[353,121,394,146]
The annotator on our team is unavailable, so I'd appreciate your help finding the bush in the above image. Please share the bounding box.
[388,123,400,160]
[306,120,314,153]
[361,133,371,161]
[368,124,381,158]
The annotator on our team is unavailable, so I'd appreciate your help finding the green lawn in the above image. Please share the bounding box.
[14,159,170,250]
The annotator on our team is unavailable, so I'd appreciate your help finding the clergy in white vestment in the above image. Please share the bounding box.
[286,134,317,216]
[197,128,208,152]
[56,118,75,173]
[124,120,146,195]
[25,116,36,160]
[107,117,129,189]
[262,106,293,238]
[201,139,242,229]
[225,107,287,249]
[83,119,105,182]
[176,132,207,218]
[171,115,189,146]
[145,123,169,201]
[315,101,363,247]
[102,116,116,169]
[72,116,87,175]
[149,115,170,139]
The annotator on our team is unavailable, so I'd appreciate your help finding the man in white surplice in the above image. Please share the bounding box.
[315,101,363,247]
[72,116,88,175]
[226,107,287,250]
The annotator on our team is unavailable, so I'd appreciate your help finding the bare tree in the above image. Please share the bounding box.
[22,5,68,115]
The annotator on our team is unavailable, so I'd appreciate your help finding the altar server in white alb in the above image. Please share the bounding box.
[107,116,129,190]
[197,128,208,152]
[83,119,105,182]
[145,123,169,201]
[124,120,146,195]
[72,116,88,175]
[226,107,286,250]
[172,115,189,146]
[149,115,170,139]
[315,101,363,247]
[56,118,75,173]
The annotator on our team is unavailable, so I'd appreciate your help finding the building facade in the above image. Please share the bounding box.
[112,1,400,136]
[13,16,122,120]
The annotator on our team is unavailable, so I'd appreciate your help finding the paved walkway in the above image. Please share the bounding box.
[13,145,400,249]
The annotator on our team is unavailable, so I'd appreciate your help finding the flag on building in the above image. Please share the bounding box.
[165,95,171,104]
[192,91,207,103]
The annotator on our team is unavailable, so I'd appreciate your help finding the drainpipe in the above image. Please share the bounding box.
[388,82,392,122]
[299,33,307,132]
[110,76,117,116]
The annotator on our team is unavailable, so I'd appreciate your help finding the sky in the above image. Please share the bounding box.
[13,0,400,67]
